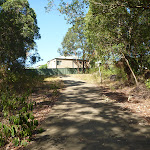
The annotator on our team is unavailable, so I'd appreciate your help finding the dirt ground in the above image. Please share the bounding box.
[24,75,150,150]
[71,74,150,125]
[115,85,150,124]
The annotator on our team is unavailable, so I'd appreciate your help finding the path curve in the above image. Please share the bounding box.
[26,76,150,150]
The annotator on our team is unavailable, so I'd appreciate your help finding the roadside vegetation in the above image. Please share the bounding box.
[0,0,41,148]
[0,71,63,149]
[0,72,40,148]
[38,64,48,69]
[0,0,63,149]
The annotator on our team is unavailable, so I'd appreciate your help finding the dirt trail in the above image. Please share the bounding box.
[26,76,150,150]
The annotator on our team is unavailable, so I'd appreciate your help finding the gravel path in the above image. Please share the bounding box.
[26,76,150,150]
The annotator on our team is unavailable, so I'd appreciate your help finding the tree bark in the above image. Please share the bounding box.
[74,51,80,73]
[82,50,85,74]
[99,66,102,83]
[123,55,138,86]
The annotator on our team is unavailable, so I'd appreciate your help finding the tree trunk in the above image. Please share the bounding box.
[99,66,102,83]
[123,55,138,86]
[74,51,80,73]
[82,50,85,74]
[76,59,80,74]
[83,60,85,74]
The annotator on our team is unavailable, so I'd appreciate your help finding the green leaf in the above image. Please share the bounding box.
[22,107,27,112]
[13,137,20,147]
[29,114,34,120]
[3,125,10,137]
[0,123,2,129]
[34,120,38,126]
[3,112,8,117]
[11,126,15,137]
[21,140,28,146]
[14,118,20,125]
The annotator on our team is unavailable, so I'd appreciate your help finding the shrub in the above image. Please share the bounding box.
[0,91,38,147]
[0,113,38,147]
[0,67,44,148]
[39,64,47,69]
[0,69,44,94]
[145,79,150,89]
[89,65,127,82]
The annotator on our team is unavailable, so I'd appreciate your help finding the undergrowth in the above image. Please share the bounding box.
[0,71,63,148]
[89,66,127,83]
[145,79,150,89]
[0,91,39,147]
[0,71,42,148]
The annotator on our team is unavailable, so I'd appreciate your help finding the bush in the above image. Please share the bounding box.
[89,65,127,82]
[0,70,43,148]
[0,92,38,147]
[39,64,47,69]
[0,69,44,94]
[145,79,150,89]
[0,113,38,147]
[113,67,128,81]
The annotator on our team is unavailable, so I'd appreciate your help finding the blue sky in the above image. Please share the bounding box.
[28,0,71,68]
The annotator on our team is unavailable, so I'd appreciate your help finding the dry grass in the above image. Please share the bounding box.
[70,74,121,88]
[44,76,61,82]
[69,74,99,84]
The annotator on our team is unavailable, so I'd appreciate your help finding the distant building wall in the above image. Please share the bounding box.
[47,59,56,68]
[56,59,78,68]
[47,58,89,69]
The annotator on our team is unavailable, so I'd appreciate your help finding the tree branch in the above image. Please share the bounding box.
[90,0,150,10]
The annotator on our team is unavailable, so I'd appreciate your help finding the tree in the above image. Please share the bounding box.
[0,0,40,73]
[46,0,89,24]
[58,27,81,57]
[85,0,150,84]
[58,27,82,72]
[47,0,150,84]
[39,64,47,69]
[58,21,93,72]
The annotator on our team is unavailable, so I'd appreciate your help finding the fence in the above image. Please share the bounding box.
[26,68,86,76]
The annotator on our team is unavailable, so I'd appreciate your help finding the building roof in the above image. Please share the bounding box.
[57,55,79,60]
[47,55,85,63]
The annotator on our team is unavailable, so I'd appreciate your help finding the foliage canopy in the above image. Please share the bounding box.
[0,0,41,71]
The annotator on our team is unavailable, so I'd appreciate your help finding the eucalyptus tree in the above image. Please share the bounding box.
[47,0,150,84]
[0,0,40,73]
[85,0,150,84]
[58,27,81,56]
[58,23,92,72]
[47,0,91,72]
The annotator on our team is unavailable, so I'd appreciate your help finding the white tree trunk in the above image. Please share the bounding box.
[99,66,102,83]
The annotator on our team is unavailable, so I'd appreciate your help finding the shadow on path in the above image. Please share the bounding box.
[26,77,150,150]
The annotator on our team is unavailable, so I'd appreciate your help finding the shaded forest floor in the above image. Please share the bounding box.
[72,74,150,125]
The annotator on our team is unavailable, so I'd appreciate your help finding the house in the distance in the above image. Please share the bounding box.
[47,56,89,69]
